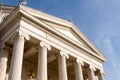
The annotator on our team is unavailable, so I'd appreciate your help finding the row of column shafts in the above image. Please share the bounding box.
[0,33,104,80]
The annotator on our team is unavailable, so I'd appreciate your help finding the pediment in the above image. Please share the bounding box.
[41,20,99,54]
[19,5,106,60]
[54,27,83,45]
[40,21,94,48]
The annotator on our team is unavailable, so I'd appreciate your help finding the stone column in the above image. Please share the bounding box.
[0,46,9,80]
[74,59,84,80]
[58,51,69,80]
[88,65,96,80]
[98,70,104,80]
[8,32,29,80]
[37,42,51,80]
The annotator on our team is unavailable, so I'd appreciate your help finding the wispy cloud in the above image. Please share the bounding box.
[103,38,118,69]
[94,29,120,80]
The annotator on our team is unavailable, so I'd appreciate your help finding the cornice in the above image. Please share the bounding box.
[19,10,106,62]
[0,4,16,13]
[19,5,73,28]
[10,5,106,62]
[0,6,20,30]
[71,23,106,61]
[21,5,106,61]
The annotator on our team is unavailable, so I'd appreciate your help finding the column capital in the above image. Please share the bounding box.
[89,65,96,71]
[100,69,105,75]
[60,51,69,59]
[40,42,51,50]
[76,59,84,66]
[13,30,30,41]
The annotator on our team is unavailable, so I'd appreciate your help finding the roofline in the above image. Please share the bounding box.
[0,3,16,13]
[19,8,106,62]
[19,5,73,28]
[71,23,106,61]
[0,3,16,7]
[0,4,106,62]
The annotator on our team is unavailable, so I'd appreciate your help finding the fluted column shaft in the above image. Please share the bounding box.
[0,48,9,80]
[37,42,51,80]
[74,59,84,80]
[58,51,69,80]
[8,35,25,80]
[88,65,95,80]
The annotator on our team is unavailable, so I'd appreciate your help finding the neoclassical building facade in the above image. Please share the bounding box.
[0,4,106,80]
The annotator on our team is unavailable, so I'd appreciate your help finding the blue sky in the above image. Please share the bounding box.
[0,0,120,80]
